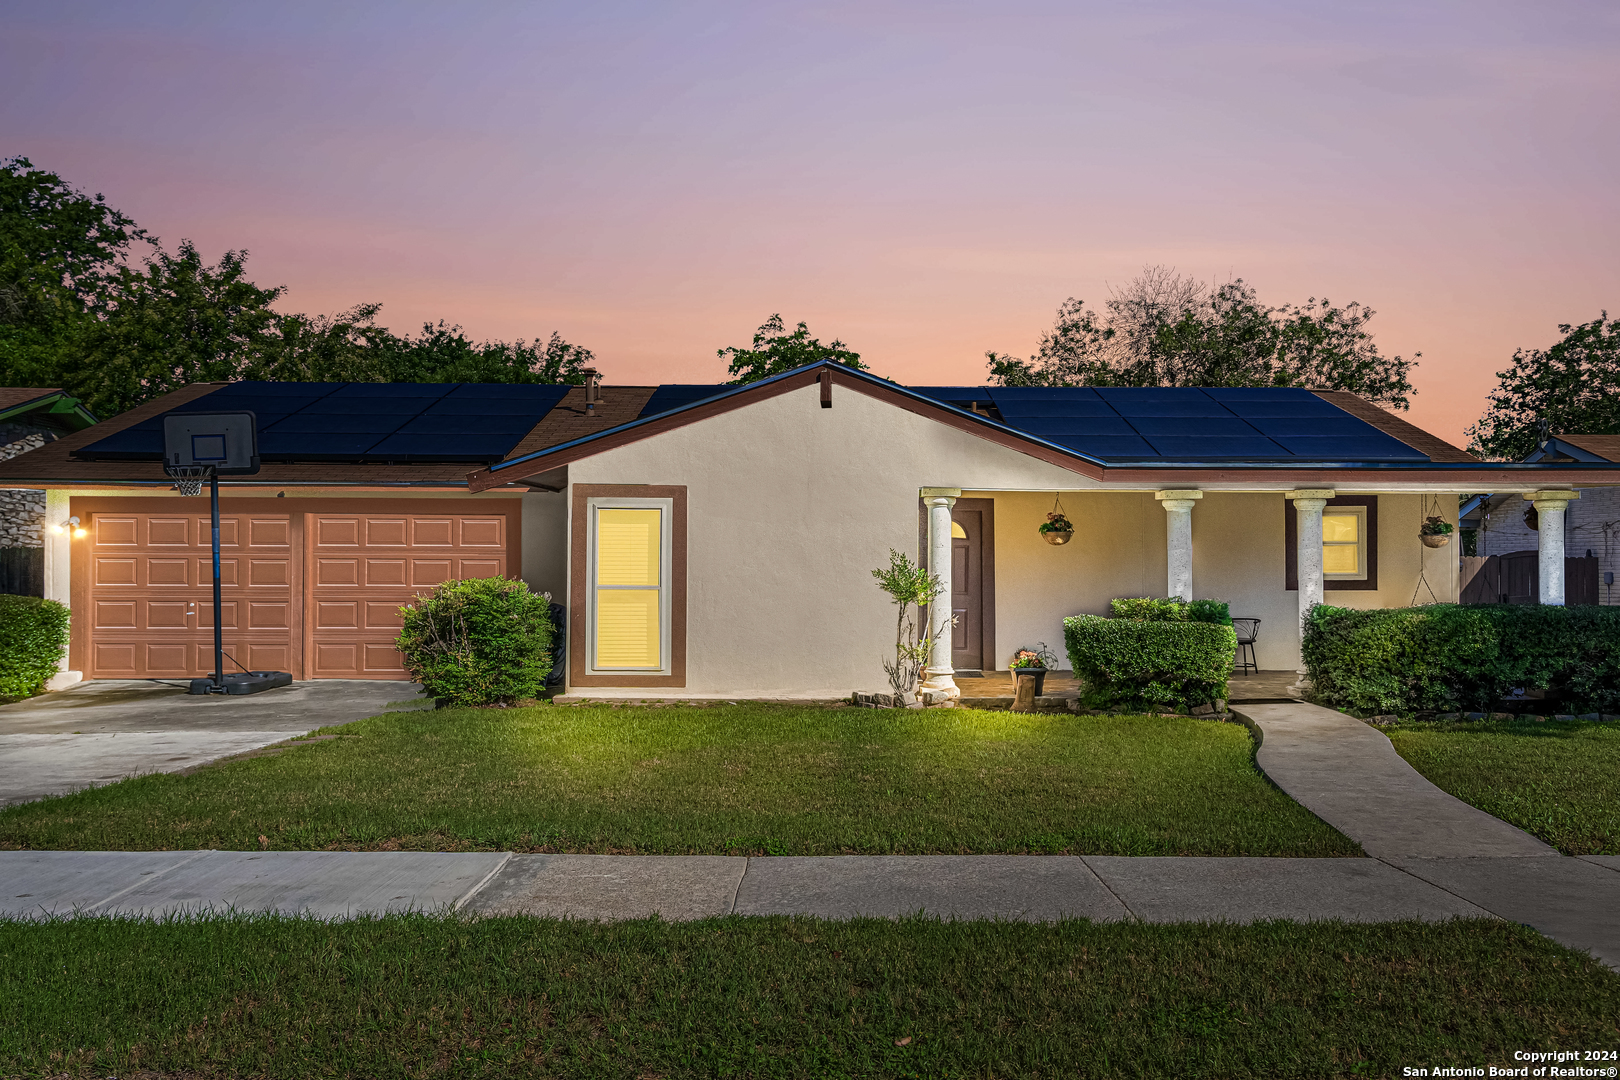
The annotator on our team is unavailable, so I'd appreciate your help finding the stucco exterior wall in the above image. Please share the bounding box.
[565,382,1463,694]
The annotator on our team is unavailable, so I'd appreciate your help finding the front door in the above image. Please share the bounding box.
[950,499,994,673]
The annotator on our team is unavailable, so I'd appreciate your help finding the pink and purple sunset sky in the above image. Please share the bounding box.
[5,1,1617,446]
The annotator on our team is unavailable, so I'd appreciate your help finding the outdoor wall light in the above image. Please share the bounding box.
[52,516,87,538]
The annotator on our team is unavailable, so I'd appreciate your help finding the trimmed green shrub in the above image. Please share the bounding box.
[1065,614,1236,711]
[396,577,554,706]
[1109,597,1232,626]
[0,595,70,699]
[1303,603,1620,716]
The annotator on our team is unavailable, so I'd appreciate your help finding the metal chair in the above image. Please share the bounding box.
[1231,618,1260,675]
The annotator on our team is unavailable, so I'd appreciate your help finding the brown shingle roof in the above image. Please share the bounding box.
[1554,434,1620,462]
[0,388,63,412]
[1311,390,1478,463]
[501,386,659,461]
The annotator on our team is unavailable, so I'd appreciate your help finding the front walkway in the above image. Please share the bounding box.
[1237,701,1555,858]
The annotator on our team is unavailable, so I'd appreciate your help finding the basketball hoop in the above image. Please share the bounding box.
[164,463,214,497]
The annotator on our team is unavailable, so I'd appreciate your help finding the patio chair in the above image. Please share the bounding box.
[1232,618,1260,676]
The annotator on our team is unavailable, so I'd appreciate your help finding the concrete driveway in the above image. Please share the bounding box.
[0,679,429,808]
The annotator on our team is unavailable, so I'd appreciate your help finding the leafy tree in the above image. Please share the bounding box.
[987,267,1418,409]
[75,242,285,416]
[373,322,596,384]
[0,156,153,386]
[720,314,867,384]
[1466,314,1620,460]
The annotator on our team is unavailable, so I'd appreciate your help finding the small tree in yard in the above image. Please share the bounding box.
[871,549,944,700]
[396,577,553,706]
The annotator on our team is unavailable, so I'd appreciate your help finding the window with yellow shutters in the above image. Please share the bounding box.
[589,503,670,671]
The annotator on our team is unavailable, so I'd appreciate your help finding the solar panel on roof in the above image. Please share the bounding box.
[1142,436,1292,459]
[1270,436,1426,460]
[1215,398,1346,418]
[76,381,571,465]
[1246,417,1377,438]
[1201,387,1320,401]
[637,385,732,420]
[1014,417,1139,437]
[990,399,1119,418]
[1126,416,1261,437]
[1046,435,1158,459]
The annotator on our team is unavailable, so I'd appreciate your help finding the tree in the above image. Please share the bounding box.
[987,267,1418,409]
[76,241,285,416]
[0,156,153,386]
[374,323,597,384]
[1466,314,1620,461]
[720,314,867,384]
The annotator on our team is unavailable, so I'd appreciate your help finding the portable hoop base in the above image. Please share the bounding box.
[187,671,294,696]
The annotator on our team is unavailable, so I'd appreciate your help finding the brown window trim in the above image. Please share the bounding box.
[1286,495,1378,591]
[569,484,688,688]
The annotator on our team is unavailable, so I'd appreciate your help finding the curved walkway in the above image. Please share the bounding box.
[1237,701,1555,859]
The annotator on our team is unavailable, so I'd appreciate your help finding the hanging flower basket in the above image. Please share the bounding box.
[1040,496,1074,546]
[1420,514,1453,549]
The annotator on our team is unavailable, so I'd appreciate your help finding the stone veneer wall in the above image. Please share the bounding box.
[0,433,48,547]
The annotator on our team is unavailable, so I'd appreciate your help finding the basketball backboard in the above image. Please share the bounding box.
[162,412,260,475]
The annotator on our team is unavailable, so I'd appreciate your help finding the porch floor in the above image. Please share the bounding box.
[954,670,1301,710]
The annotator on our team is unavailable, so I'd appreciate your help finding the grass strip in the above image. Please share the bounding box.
[3,913,1616,1079]
[0,704,1358,857]
[1388,717,1620,855]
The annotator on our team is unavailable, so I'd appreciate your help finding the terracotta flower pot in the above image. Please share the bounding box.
[1043,530,1072,546]
[1421,533,1450,548]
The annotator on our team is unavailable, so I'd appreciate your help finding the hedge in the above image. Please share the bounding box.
[1303,603,1620,716]
[1064,614,1236,712]
[0,595,70,699]
[1109,597,1232,625]
[396,577,554,706]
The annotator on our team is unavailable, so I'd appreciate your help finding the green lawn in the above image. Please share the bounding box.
[1389,718,1620,856]
[0,704,1358,856]
[4,913,1615,1079]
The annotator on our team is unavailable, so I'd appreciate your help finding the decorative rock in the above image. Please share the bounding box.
[1368,714,1399,726]
[1435,712,1463,722]
[1489,713,1516,721]
[1554,714,1578,722]
[920,689,948,706]
[1463,712,1489,721]
[1579,713,1602,722]
[1521,714,1543,723]
[1190,702,1216,717]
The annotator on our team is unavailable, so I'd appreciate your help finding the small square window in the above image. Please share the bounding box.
[1322,507,1368,580]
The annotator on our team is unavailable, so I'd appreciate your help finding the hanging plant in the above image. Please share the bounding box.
[1040,494,1074,546]
[1420,514,1453,548]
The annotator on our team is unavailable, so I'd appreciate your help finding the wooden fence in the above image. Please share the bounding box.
[1460,551,1600,605]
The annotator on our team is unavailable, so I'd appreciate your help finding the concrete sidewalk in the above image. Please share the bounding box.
[5,850,1614,968]
[1237,701,1556,859]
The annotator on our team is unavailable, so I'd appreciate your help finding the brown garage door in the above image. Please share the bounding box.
[76,498,519,681]
[85,510,297,679]
[306,511,510,679]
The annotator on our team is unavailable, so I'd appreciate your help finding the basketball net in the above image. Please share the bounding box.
[164,464,214,497]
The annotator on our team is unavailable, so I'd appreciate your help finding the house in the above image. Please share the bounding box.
[0,388,99,596]
[1,362,1613,698]
[1461,435,1620,606]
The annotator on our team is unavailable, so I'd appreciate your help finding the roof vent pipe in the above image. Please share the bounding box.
[582,368,602,416]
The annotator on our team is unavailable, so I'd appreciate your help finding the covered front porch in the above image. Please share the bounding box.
[916,486,1569,701]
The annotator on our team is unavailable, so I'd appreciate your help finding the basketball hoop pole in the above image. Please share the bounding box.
[209,470,225,694]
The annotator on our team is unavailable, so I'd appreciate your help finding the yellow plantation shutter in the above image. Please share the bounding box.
[595,508,662,668]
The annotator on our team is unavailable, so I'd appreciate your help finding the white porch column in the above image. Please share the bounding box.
[920,487,961,700]
[1287,489,1335,685]
[1526,490,1578,605]
[42,488,82,690]
[1155,490,1202,601]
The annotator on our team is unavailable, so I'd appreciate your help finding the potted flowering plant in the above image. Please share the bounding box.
[1039,512,1074,546]
[1420,515,1454,549]
[1008,642,1059,696]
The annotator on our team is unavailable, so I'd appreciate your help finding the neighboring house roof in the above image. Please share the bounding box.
[0,366,1613,491]
[1543,434,1620,463]
[0,388,99,433]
